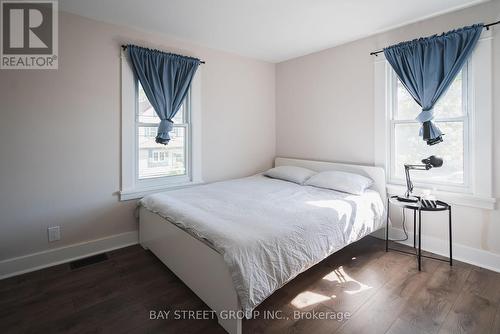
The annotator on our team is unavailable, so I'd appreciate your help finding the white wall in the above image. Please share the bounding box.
[276,0,500,257]
[2,2,499,274]
[0,12,275,262]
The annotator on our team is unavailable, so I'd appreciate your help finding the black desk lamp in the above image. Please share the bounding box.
[397,155,443,203]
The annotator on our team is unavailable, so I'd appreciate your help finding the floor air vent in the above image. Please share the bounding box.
[70,253,108,270]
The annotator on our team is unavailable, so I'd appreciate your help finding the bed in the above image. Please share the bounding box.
[139,157,386,334]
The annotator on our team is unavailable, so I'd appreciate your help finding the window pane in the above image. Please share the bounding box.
[137,82,185,124]
[137,83,159,124]
[395,71,463,120]
[434,72,463,118]
[393,121,464,184]
[395,81,420,120]
[171,104,184,124]
[138,126,186,179]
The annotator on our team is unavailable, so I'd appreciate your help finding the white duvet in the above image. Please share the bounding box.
[140,175,385,317]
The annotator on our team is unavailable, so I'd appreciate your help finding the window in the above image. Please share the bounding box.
[149,150,169,163]
[390,67,470,191]
[120,52,202,201]
[142,127,157,138]
[374,30,494,209]
[137,83,188,179]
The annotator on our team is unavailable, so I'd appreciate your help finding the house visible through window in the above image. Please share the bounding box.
[150,150,169,163]
[137,82,189,180]
[389,64,470,190]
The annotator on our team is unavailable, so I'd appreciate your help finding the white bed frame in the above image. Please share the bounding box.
[139,157,386,334]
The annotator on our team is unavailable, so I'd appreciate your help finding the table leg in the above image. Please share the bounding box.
[418,209,422,271]
[413,209,416,249]
[386,197,389,252]
[449,207,453,266]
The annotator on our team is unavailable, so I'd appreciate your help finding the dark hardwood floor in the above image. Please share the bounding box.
[1,237,499,334]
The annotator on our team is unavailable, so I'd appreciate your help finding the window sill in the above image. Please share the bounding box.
[386,184,496,210]
[120,180,204,201]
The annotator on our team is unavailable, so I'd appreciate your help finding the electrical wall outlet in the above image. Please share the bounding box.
[48,226,61,242]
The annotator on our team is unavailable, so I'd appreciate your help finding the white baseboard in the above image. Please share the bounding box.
[3,228,498,280]
[0,231,139,280]
[371,228,500,273]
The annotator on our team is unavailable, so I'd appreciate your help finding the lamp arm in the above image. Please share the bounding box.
[405,164,431,171]
[404,164,431,197]
[404,165,412,197]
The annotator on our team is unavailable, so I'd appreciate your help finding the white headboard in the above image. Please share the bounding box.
[275,157,387,202]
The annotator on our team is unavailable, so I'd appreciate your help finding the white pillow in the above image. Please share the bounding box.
[263,166,316,185]
[305,171,373,195]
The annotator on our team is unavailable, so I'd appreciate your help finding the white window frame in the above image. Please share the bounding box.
[120,50,203,201]
[388,64,471,193]
[374,30,495,209]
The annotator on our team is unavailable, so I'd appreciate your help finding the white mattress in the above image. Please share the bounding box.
[140,174,385,317]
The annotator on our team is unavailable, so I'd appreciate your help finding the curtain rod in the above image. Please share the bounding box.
[369,20,499,56]
[121,45,206,64]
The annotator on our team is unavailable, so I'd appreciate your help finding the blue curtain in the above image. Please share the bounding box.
[383,24,483,145]
[127,45,201,144]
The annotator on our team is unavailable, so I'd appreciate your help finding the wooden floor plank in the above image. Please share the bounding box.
[386,318,432,334]
[462,268,500,304]
[0,237,499,334]
[492,305,500,334]
[334,251,439,334]
[438,291,496,334]
[399,262,471,333]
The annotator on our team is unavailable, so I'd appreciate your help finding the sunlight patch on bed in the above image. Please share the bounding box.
[290,291,331,309]
[322,266,372,295]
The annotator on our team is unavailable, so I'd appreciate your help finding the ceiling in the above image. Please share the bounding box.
[60,0,488,63]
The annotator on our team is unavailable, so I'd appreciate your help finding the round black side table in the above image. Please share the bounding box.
[386,195,452,271]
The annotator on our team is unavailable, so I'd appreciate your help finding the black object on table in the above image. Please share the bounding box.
[385,195,452,271]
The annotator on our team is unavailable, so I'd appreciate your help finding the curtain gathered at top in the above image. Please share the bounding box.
[127,45,201,145]
[383,24,483,145]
